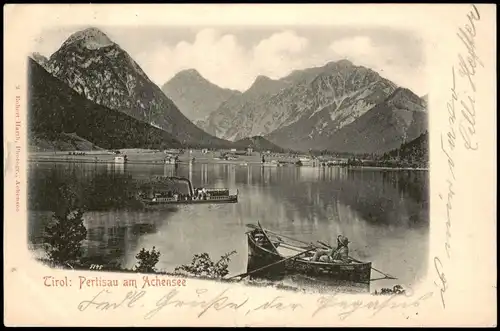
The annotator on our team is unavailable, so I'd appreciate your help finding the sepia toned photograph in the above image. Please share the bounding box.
[4,4,496,327]
[27,24,429,295]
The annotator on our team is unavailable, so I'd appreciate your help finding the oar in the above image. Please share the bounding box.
[317,240,331,249]
[370,276,393,281]
[317,240,397,280]
[273,242,310,253]
[246,223,321,249]
[257,221,279,254]
[350,257,397,280]
[227,247,317,281]
[247,224,397,280]
[247,227,312,252]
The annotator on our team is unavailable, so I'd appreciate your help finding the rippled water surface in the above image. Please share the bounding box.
[28,162,429,291]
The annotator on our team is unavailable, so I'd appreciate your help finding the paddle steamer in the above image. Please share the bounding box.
[137,176,238,205]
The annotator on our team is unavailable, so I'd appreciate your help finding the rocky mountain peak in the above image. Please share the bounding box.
[30,52,52,74]
[181,68,203,77]
[386,87,425,111]
[335,59,354,66]
[246,75,284,95]
[254,75,272,83]
[310,60,389,100]
[44,28,232,148]
[61,27,114,50]
[170,69,207,84]
[202,59,403,142]
[162,68,241,122]
[326,59,354,69]
[248,75,273,89]
[421,94,429,104]
[30,52,49,67]
[318,59,355,72]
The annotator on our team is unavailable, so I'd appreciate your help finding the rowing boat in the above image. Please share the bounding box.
[245,224,372,284]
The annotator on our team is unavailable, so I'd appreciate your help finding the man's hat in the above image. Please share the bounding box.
[337,235,350,246]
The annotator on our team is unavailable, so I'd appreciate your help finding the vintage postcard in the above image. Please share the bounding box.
[3,4,497,327]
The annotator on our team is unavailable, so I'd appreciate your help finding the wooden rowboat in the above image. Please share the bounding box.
[245,224,372,284]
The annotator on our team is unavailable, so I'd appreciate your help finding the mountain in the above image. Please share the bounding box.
[301,88,428,154]
[198,59,427,154]
[44,27,233,148]
[197,75,289,138]
[30,132,104,152]
[383,131,429,168]
[203,60,400,145]
[161,69,240,123]
[30,52,49,69]
[27,57,182,150]
[421,94,428,108]
[232,136,286,152]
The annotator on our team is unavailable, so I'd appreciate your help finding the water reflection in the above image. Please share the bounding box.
[28,162,429,291]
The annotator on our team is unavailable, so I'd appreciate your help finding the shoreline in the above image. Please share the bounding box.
[347,166,429,171]
[34,257,376,295]
[27,157,429,171]
[27,149,429,171]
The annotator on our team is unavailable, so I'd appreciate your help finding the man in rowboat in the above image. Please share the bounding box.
[311,235,350,263]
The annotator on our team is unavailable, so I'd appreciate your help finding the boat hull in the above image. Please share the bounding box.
[140,196,238,205]
[246,232,371,284]
[137,177,238,206]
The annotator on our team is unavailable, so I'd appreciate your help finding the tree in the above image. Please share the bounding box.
[134,247,161,273]
[174,250,237,278]
[42,184,87,267]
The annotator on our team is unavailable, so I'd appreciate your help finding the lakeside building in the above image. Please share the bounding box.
[220,148,251,157]
[114,155,128,164]
[164,149,182,155]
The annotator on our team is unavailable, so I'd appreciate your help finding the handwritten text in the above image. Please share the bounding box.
[435,3,483,310]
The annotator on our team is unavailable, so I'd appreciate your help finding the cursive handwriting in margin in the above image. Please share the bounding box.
[312,291,433,320]
[435,4,483,310]
[144,288,250,319]
[76,287,434,321]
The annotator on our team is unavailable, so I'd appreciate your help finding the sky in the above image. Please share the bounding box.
[32,25,428,96]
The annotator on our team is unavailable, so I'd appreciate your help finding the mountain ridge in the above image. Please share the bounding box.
[232,136,286,152]
[195,58,427,154]
[44,27,234,149]
[196,73,289,138]
[286,87,428,154]
[31,52,49,68]
[382,131,429,168]
[34,27,428,154]
[161,68,241,123]
[27,57,182,150]
[203,59,399,143]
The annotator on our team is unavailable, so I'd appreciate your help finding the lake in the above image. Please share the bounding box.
[27,161,429,292]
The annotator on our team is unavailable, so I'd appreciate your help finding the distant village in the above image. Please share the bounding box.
[119,147,352,167]
[55,143,425,170]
